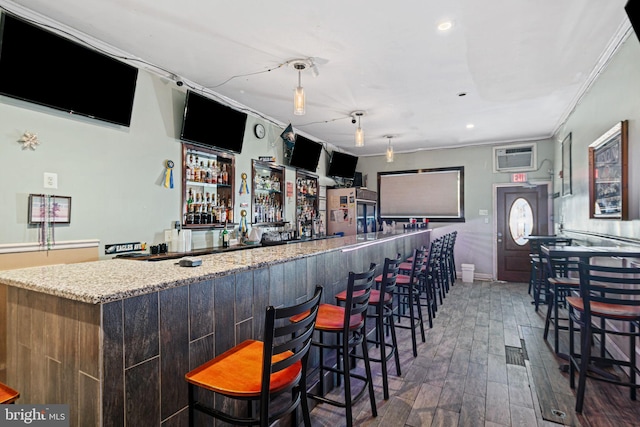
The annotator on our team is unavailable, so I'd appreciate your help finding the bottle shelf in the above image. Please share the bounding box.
[252,160,285,227]
[182,143,235,229]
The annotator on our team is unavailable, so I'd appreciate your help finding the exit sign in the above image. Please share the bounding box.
[511,173,528,183]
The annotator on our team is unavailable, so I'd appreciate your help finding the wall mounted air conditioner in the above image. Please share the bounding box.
[493,143,536,172]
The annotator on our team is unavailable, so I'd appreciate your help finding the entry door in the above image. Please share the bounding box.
[496,185,549,282]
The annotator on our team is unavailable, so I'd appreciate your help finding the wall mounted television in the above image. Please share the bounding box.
[0,13,138,127]
[180,90,247,154]
[289,135,322,172]
[327,151,358,179]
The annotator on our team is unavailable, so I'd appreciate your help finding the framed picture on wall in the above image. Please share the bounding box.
[588,121,628,220]
[28,194,72,224]
[561,133,572,196]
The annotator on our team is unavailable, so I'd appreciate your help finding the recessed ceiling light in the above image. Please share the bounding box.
[466,124,475,129]
[438,20,453,31]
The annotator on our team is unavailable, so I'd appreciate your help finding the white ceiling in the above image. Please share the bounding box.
[0,0,633,156]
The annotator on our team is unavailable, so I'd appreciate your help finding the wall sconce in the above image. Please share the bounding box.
[351,111,366,147]
[385,135,394,162]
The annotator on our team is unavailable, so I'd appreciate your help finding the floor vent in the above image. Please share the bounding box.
[505,346,526,366]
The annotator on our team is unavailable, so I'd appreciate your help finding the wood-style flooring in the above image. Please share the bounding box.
[307,280,640,427]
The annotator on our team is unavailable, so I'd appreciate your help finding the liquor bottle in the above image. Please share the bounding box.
[193,160,200,182]
[206,161,212,184]
[185,158,192,181]
[222,164,229,185]
[222,223,230,248]
[188,153,194,181]
[227,198,233,222]
[186,189,194,224]
[200,161,206,183]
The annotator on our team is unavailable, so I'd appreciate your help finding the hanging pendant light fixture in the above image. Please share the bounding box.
[293,67,305,115]
[290,60,309,116]
[351,111,366,147]
[385,135,394,162]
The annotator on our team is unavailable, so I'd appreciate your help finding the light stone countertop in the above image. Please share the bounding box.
[0,229,429,304]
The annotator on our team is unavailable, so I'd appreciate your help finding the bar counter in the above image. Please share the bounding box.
[0,229,430,427]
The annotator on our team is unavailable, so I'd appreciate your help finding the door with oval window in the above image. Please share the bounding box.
[496,185,549,282]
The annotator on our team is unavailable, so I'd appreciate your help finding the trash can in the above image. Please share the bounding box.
[461,264,475,283]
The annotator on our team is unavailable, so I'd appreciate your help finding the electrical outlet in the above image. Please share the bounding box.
[44,172,58,189]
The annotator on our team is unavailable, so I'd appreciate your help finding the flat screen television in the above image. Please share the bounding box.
[180,90,247,154]
[327,151,358,179]
[0,13,138,127]
[289,135,322,172]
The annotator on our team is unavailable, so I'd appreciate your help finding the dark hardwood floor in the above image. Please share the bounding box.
[307,280,640,427]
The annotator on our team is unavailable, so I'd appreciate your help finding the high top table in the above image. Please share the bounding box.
[541,244,640,263]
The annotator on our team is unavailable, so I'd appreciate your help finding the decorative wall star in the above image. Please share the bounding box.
[19,131,40,150]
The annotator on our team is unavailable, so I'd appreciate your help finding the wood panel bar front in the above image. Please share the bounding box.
[0,230,430,426]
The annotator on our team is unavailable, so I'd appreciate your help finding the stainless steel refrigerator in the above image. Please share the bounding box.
[327,188,377,236]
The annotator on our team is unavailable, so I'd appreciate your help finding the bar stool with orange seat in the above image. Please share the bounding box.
[294,264,377,427]
[335,254,402,400]
[391,247,427,357]
[185,285,323,427]
[0,382,19,404]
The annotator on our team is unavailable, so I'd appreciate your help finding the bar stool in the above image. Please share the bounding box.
[528,238,548,296]
[393,247,427,357]
[532,238,572,312]
[567,262,640,413]
[296,264,377,427]
[335,254,402,400]
[418,240,441,322]
[430,238,446,306]
[447,231,458,285]
[542,252,580,354]
[185,286,323,427]
[0,382,19,404]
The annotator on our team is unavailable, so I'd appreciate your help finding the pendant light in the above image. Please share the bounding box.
[292,61,307,116]
[385,135,394,163]
[351,111,366,147]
